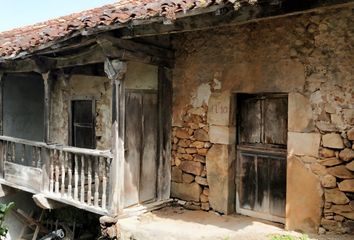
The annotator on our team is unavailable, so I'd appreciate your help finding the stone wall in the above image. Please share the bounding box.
[170,5,354,234]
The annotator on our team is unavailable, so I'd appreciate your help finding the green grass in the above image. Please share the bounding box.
[268,234,310,240]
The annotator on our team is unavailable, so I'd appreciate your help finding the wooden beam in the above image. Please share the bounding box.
[0,72,3,135]
[0,41,173,73]
[42,72,52,143]
[0,59,41,73]
[105,59,127,215]
[119,0,354,38]
[33,194,65,210]
[97,35,174,60]
[157,66,172,201]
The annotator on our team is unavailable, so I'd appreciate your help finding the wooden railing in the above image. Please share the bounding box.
[0,136,113,214]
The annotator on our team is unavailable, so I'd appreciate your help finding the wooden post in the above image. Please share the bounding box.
[42,72,52,143]
[0,73,4,177]
[104,59,127,215]
[157,66,172,201]
[0,72,4,136]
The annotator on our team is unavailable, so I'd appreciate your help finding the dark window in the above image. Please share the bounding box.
[71,100,95,149]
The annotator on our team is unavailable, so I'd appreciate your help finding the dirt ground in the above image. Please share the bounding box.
[118,206,353,240]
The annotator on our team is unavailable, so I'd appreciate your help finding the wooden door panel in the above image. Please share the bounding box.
[124,93,142,207]
[264,98,288,146]
[139,93,158,203]
[239,153,256,210]
[239,99,262,144]
[255,156,270,213]
[269,156,286,217]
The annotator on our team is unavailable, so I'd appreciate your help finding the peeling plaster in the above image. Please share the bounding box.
[191,83,211,108]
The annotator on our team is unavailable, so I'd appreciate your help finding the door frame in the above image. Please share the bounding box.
[235,93,288,224]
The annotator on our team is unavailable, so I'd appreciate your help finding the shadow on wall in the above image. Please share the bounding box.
[0,189,40,240]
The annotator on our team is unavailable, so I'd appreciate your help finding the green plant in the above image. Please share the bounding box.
[0,202,14,238]
[268,234,310,240]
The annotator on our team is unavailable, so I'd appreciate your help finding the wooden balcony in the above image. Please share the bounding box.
[0,135,113,215]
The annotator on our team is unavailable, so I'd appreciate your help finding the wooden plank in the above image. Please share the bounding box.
[124,92,142,207]
[238,153,256,210]
[106,59,127,215]
[239,97,262,144]
[0,72,3,135]
[97,35,174,60]
[269,156,286,218]
[4,162,43,191]
[139,92,158,203]
[32,193,65,209]
[264,97,288,146]
[42,72,51,143]
[157,67,172,201]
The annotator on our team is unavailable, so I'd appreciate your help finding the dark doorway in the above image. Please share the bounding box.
[236,94,287,223]
[70,100,95,149]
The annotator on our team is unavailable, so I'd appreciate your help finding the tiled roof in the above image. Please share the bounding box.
[0,0,253,59]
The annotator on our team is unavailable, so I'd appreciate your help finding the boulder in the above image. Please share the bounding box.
[338,180,354,192]
[195,176,208,186]
[321,218,346,233]
[327,165,354,179]
[200,194,209,203]
[193,154,206,163]
[179,161,203,176]
[330,204,354,220]
[346,161,354,171]
[339,148,354,161]
[320,148,335,158]
[316,121,337,132]
[310,163,327,176]
[321,175,337,188]
[171,182,202,202]
[325,188,350,204]
[194,129,209,141]
[182,173,195,183]
[318,157,342,167]
[190,141,205,148]
[348,128,354,141]
[322,133,344,149]
[175,129,190,139]
[171,167,183,183]
[288,132,321,157]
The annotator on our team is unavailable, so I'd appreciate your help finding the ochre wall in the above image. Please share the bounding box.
[50,74,112,150]
[170,6,354,234]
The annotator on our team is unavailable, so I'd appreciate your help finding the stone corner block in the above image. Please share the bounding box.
[209,125,236,145]
[286,155,323,233]
[207,92,231,126]
[288,92,314,132]
[206,144,235,214]
[288,132,321,157]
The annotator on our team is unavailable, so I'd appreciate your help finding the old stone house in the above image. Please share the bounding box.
[0,0,353,236]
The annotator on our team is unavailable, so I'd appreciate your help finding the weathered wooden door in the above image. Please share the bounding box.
[124,90,158,207]
[236,94,287,223]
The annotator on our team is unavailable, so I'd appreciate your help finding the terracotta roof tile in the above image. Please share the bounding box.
[0,0,253,59]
